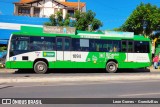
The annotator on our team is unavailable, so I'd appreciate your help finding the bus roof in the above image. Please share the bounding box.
[12,26,150,41]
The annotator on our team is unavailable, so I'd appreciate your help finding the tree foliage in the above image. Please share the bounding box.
[44,10,103,31]
[63,13,70,26]
[56,11,63,26]
[0,46,7,51]
[119,3,160,36]
[74,10,103,31]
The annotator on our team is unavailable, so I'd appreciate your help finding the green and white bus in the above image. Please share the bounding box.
[5,26,152,74]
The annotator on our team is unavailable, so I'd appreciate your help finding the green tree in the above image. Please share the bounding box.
[44,12,71,26]
[63,13,70,26]
[75,12,87,30]
[74,10,103,31]
[56,11,63,26]
[44,14,56,26]
[91,19,103,31]
[74,10,81,21]
[44,10,103,31]
[113,28,122,31]
[120,3,160,36]
[0,46,7,51]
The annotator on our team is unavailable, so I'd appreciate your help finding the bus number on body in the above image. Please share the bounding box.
[73,54,81,58]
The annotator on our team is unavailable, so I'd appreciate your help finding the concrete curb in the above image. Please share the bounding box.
[1,74,160,83]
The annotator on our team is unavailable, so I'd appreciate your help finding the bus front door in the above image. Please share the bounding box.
[56,37,71,67]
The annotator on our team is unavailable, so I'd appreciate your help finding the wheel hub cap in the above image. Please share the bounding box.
[38,64,44,71]
[109,65,115,71]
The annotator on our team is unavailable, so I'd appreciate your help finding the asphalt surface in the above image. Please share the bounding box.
[1,80,160,98]
[0,80,160,107]
[0,68,160,107]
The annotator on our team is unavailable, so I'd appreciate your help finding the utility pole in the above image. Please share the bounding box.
[78,0,80,11]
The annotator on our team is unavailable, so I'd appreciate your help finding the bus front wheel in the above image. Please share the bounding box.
[34,61,48,74]
[106,61,117,73]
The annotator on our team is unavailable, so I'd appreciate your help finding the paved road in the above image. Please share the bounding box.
[1,79,160,98]
[0,80,160,107]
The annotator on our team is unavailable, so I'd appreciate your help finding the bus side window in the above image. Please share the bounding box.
[80,39,89,51]
[113,46,117,52]
[30,37,55,51]
[103,44,108,52]
[107,41,113,52]
[56,38,63,51]
[96,44,99,51]
[128,41,133,52]
[122,41,127,52]
[134,41,149,53]
[15,40,29,50]
[72,38,80,51]
[64,38,70,51]
[113,40,121,52]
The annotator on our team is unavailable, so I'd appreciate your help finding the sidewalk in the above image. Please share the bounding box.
[0,68,159,83]
[149,66,160,72]
[0,68,16,73]
[0,72,160,83]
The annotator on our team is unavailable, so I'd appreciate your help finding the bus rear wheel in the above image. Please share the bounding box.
[106,61,117,73]
[34,61,48,74]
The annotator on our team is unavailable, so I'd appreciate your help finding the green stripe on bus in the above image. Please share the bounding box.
[6,61,151,69]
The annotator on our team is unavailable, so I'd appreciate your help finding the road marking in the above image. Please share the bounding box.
[120,92,160,97]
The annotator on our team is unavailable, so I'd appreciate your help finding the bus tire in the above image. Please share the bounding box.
[106,61,117,73]
[34,61,48,74]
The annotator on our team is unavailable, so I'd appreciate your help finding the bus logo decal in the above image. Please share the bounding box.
[99,53,105,58]
[35,52,40,57]
[106,53,119,59]
[43,52,55,57]
[92,55,98,61]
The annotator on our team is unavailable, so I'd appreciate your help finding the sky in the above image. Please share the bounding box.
[0,0,160,30]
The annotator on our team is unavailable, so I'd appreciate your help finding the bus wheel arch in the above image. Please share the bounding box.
[33,58,49,74]
[106,60,118,73]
